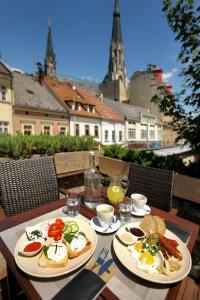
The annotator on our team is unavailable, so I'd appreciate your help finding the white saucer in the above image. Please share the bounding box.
[90,216,121,234]
[131,204,151,217]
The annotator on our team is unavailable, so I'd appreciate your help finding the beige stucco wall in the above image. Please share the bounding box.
[13,109,69,135]
[0,77,14,134]
[99,79,127,102]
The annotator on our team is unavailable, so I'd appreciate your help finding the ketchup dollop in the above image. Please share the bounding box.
[129,227,144,237]
[24,241,42,252]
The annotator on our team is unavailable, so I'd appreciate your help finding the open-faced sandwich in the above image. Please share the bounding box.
[64,232,92,259]
[39,242,68,268]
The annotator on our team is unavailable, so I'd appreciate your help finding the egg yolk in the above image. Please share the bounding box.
[140,252,154,265]
[134,242,143,253]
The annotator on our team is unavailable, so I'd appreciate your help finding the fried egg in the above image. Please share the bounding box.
[128,241,163,274]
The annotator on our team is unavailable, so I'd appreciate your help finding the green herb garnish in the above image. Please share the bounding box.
[31,230,43,238]
[79,232,86,237]
[64,234,74,243]
[43,245,49,258]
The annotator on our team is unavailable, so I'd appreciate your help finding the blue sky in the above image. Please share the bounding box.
[0,0,182,92]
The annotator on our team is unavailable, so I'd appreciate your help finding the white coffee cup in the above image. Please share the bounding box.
[96,204,116,228]
[131,193,147,212]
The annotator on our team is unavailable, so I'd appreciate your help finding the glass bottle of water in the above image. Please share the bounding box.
[84,151,100,209]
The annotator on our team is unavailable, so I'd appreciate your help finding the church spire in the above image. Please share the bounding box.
[112,0,122,43]
[100,0,127,102]
[44,19,56,77]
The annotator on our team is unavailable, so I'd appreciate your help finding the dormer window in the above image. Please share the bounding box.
[74,102,80,111]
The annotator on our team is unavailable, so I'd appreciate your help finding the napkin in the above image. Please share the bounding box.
[52,269,105,300]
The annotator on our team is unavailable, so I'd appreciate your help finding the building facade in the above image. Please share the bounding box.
[0,61,14,134]
[43,77,125,145]
[13,72,69,135]
[105,98,163,148]
[129,69,176,146]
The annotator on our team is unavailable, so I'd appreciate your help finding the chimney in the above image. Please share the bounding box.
[166,84,173,94]
[152,68,164,83]
[36,62,44,84]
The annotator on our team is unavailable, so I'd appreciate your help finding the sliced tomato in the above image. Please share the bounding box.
[49,224,58,231]
[48,229,55,237]
[55,218,64,225]
[54,232,62,241]
[57,223,65,231]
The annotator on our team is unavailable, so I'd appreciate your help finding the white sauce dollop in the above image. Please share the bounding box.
[70,234,87,252]
[47,242,67,262]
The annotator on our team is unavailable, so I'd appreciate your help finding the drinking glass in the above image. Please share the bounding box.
[119,198,131,223]
[63,193,80,217]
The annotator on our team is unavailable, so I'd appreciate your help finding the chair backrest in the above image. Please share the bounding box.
[127,163,174,212]
[0,156,59,217]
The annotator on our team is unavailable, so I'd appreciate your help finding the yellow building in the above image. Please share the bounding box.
[0,61,14,134]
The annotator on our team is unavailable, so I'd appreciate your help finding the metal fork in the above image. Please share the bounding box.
[91,248,109,270]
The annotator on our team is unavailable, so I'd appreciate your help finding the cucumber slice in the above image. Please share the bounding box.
[65,221,77,226]
[62,224,67,232]
[63,225,72,234]
[70,224,79,233]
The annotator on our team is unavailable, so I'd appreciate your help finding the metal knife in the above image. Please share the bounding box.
[98,258,114,276]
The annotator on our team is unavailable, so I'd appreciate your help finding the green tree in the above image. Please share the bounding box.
[152,0,200,153]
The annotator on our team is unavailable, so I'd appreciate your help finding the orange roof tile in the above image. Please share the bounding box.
[77,87,124,123]
[43,77,123,122]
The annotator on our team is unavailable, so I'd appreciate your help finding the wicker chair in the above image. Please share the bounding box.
[0,156,60,217]
[127,163,175,212]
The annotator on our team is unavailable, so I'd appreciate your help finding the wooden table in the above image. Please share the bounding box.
[0,198,199,300]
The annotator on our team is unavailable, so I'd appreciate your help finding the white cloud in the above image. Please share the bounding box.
[81,75,100,83]
[163,68,177,82]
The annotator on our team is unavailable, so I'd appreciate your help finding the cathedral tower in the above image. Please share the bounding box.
[44,20,56,78]
[99,0,127,102]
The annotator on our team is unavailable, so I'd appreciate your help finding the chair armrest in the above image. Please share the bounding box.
[169,207,178,216]
[0,206,7,221]
[59,187,69,195]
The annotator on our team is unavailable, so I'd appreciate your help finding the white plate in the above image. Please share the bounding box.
[113,221,192,284]
[131,205,151,217]
[90,216,121,234]
[14,218,97,278]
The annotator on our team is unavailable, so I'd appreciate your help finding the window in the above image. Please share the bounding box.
[0,86,6,101]
[104,130,108,141]
[74,102,79,111]
[150,130,155,139]
[141,116,148,124]
[141,130,148,139]
[59,126,66,135]
[119,131,122,141]
[128,121,135,125]
[85,125,89,136]
[128,129,136,139]
[158,130,162,139]
[112,130,115,142]
[94,126,99,138]
[75,124,79,136]
[149,117,155,125]
[43,125,51,135]
[23,125,33,135]
[0,122,9,133]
